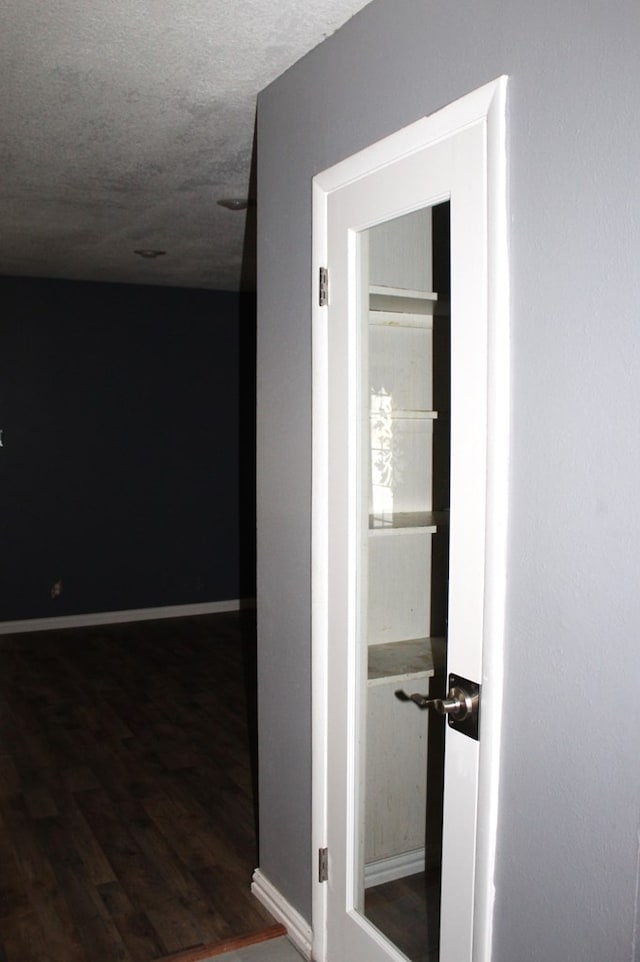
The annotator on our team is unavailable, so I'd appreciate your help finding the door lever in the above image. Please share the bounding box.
[395,687,470,718]
[395,673,480,740]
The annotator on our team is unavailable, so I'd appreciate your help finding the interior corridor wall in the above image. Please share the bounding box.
[256,1,640,956]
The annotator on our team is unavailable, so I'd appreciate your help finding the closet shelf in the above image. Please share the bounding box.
[369,285,437,315]
[367,637,446,685]
[369,510,449,534]
[369,409,438,420]
[369,311,434,329]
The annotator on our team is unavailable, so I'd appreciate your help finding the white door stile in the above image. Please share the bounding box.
[312,77,509,962]
[473,76,510,962]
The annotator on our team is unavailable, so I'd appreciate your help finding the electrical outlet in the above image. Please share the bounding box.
[50,579,63,600]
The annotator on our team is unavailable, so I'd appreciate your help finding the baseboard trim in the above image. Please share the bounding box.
[251,869,313,961]
[0,599,254,635]
[364,848,425,888]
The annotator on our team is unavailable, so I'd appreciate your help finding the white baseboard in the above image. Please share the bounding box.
[251,868,313,961]
[0,599,253,635]
[364,848,425,888]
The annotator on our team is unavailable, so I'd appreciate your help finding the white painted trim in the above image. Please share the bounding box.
[312,76,509,962]
[472,73,510,962]
[313,78,505,197]
[0,598,251,635]
[251,869,313,961]
[311,176,330,962]
[364,849,425,888]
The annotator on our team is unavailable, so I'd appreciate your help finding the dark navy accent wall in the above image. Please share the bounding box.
[0,277,255,622]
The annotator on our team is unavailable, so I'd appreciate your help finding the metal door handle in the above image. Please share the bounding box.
[395,686,473,719]
[394,673,480,740]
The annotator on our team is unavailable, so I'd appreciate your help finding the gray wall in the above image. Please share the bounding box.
[256,1,640,957]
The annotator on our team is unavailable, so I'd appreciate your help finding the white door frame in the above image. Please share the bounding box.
[311,77,509,962]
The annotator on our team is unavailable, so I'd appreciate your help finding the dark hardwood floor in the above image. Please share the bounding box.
[0,610,280,962]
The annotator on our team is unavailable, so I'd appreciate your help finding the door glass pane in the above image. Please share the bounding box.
[356,202,451,962]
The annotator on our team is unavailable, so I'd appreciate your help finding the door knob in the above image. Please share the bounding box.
[394,673,480,740]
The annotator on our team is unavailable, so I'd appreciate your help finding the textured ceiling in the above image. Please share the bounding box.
[1,0,371,291]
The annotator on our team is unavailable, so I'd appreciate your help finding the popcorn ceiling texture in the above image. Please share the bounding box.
[0,0,371,290]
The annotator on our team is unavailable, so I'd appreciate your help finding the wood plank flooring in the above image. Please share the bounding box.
[0,611,279,962]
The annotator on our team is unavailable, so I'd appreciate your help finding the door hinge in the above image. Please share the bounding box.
[319,267,328,307]
[318,847,329,883]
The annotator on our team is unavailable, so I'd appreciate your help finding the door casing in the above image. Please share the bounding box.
[311,77,509,962]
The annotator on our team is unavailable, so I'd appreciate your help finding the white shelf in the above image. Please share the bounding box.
[369,510,449,534]
[369,285,438,315]
[369,310,434,329]
[370,409,438,420]
[367,637,445,685]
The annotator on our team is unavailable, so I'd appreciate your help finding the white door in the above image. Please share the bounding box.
[312,80,509,962]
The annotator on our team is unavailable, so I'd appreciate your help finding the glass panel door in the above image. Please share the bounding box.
[318,99,503,962]
[356,202,451,962]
